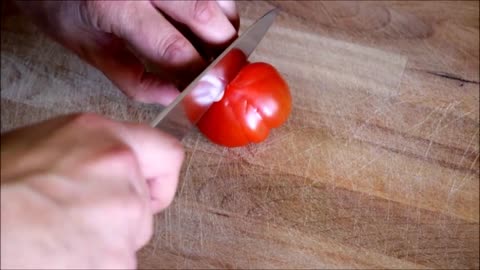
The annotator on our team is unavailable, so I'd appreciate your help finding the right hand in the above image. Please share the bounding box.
[0,113,184,269]
[10,0,239,105]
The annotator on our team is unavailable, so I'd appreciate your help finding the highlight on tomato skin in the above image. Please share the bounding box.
[197,62,291,147]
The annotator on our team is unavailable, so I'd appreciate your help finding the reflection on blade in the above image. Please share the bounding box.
[150,8,279,140]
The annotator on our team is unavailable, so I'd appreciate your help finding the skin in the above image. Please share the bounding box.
[1,113,184,269]
[10,0,238,105]
[1,0,239,268]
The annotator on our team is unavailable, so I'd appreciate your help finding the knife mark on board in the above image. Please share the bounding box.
[426,71,479,85]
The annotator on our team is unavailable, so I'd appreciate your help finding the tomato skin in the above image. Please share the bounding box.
[197,62,291,147]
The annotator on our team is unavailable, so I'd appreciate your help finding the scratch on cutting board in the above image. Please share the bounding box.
[448,157,478,200]
[423,102,457,158]
[301,142,324,156]
[262,167,273,201]
[350,154,383,179]
[274,137,301,164]
[320,144,337,188]
[304,150,314,180]
[350,102,389,141]
[405,106,439,134]
[199,211,204,251]
[426,71,480,84]
[460,109,476,119]
[211,148,227,180]
[421,38,458,77]
[447,129,480,201]
[179,134,200,196]
[416,208,424,265]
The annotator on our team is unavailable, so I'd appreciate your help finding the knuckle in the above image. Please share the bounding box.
[79,142,137,174]
[163,134,185,164]
[86,0,109,12]
[154,128,185,152]
[192,0,215,24]
[66,113,120,134]
[74,149,142,196]
[99,144,137,167]
[136,126,185,164]
[69,112,108,127]
[82,0,109,30]
[83,0,129,33]
[78,1,92,27]
[120,86,140,102]
[120,81,150,103]
[157,34,190,62]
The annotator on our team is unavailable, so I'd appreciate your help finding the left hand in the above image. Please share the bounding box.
[0,113,184,269]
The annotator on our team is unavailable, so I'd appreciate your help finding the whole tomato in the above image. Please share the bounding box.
[197,62,291,147]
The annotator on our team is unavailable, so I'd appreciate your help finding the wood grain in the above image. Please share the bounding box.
[1,1,478,269]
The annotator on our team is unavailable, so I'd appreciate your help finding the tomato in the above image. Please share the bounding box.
[183,49,247,124]
[197,62,291,147]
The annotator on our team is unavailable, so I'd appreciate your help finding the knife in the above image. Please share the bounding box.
[150,8,279,140]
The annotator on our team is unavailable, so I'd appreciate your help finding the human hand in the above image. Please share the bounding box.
[0,113,184,269]
[11,0,239,105]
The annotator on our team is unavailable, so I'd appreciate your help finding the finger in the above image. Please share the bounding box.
[81,36,180,105]
[79,146,152,248]
[92,1,205,78]
[216,0,240,31]
[68,116,156,249]
[152,0,237,46]
[113,122,184,213]
[65,115,155,248]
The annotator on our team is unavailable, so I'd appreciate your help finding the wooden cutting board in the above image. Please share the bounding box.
[1,1,478,268]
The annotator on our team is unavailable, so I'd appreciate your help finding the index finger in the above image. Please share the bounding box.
[113,122,185,213]
[152,1,237,46]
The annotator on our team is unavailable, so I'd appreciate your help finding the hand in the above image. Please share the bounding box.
[11,0,239,105]
[0,113,184,269]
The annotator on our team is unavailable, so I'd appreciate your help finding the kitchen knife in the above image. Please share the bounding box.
[150,8,279,140]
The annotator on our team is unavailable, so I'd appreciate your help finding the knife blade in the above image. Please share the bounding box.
[150,8,279,140]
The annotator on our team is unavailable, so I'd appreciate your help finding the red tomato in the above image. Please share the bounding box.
[197,62,291,147]
[183,49,247,124]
